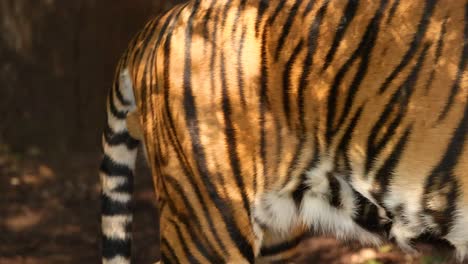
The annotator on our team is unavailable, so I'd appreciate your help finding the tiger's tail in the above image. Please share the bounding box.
[99,66,139,264]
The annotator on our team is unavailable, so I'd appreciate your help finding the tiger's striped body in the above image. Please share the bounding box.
[100,0,468,263]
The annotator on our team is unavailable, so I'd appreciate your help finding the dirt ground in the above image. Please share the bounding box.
[0,150,457,264]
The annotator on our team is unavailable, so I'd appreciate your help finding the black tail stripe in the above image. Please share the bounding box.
[114,81,132,107]
[100,155,133,177]
[378,0,437,94]
[104,125,139,149]
[102,237,131,259]
[109,85,127,119]
[101,194,131,216]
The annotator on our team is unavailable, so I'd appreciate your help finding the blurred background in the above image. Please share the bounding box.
[0,0,454,263]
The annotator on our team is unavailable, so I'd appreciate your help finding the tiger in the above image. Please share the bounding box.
[99,0,468,263]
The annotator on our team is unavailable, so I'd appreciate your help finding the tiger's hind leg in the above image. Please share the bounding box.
[157,199,259,264]
[154,147,259,263]
[255,226,310,264]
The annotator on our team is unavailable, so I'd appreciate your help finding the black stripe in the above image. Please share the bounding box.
[259,233,309,256]
[292,173,309,208]
[297,0,330,132]
[131,19,160,75]
[101,194,131,216]
[183,1,254,261]
[283,40,304,127]
[232,0,247,36]
[372,126,412,203]
[100,155,133,177]
[326,0,389,145]
[162,238,181,264]
[331,0,389,141]
[165,177,225,262]
[221,0,233,29]
[438,3,468,120]
[267,1,287,25]
[202,0,216,40]
[291,124,321,208]
[237,26,248,108]
[327,173,342,209]
[209,1,221,96]
[272,113,284,179]
[353,189,390,233]
[260,28,269,186]
[424,16,448,93]
[366,44,429,173]
[102,237,131,259]
[285,1,335,184]
[385,0,400,25]
[275,0,303,61]
[221,52,251,215]
[378,0,437,94]
[171,220,202,264]
[303,0,317,18]
[104,125,139,149]
[423,101,467,236]
[289,0,328,180]
[161,253,172,264]
[162,6,229,255]
[256,0,269,35]
[109,85,127,119]
[114,81,132,106]
[164,6,227,253]
[334,106,363,177]
[253,154,258,194]
[322,0,359,71]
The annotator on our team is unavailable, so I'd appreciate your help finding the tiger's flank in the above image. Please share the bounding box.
[100,0,468,263]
